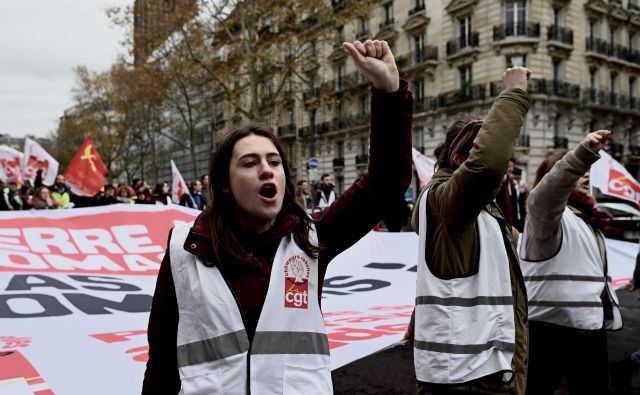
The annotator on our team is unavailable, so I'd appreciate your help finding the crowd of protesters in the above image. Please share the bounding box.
[0,170,213,211]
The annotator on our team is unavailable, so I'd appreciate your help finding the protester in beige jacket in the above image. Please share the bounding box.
[520,130,622,394]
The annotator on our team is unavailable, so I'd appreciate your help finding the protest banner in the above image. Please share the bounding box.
[591,149,640,205]
[0,206,635,394]
[22,138,59,186]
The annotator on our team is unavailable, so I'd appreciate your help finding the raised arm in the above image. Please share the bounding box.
[430,68,532,228]
[522,130,610,261]
[316,40,412,261]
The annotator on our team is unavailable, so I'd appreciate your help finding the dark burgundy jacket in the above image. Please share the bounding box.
[142,81,413,394]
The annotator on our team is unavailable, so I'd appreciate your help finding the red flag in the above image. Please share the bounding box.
[64,138,108,197]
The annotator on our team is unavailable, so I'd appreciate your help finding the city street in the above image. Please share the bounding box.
[333,289,640,394]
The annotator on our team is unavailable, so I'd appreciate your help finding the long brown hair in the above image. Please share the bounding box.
[533,149,568,188]
[206,124,318,264]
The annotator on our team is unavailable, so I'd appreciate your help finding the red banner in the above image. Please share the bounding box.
[64,138,108,197]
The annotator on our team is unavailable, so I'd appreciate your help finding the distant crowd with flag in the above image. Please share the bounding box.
[0,137,210,211]
[1,134,639,218]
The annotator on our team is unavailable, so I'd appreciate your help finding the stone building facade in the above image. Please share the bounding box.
[154,0,640,196]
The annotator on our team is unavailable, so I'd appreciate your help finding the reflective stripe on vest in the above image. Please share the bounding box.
[170,222,331,395]
[519,208,622,330]
[414,191,516,384]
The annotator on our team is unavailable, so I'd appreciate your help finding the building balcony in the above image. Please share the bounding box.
[413,96,437,112]
[547,25,573,45]
[582,88,637,111]
[518,134,530,148]
[277,124,297,137]
[525,79,581,100]
[629,0,640,11]
[396,46,438,72]
[298,125,311,137]
[355,154,368,165]
[356,29,370,41]
[331,0,349,11]
[553,136,569,149]
[585,37,610,60]
[437,84,486,107]
[303,87,321,103]
[446,32,480,60]
[353,111,370,125]
[333,157,345,169]
[379,18,395,29]
[331,116,353,130]
[493,22,540,42]
[317,121,331,135]
[409,3,426,15]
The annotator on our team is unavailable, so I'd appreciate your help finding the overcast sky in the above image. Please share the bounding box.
[0,1,131,139]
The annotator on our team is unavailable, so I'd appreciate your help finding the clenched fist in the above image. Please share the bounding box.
[502,67,532,92]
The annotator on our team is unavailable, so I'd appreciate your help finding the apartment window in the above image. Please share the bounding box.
[506,1,526,36]
[360,137,367,156]
[286,109,294,125]
[506,54,526,67]
[589,21,599,40]
[383,2,394,24]
[336,25,344,43]
[552,8,562,26]
[337,101,344,118]
[359,18,369,35]
[414,79,425,100]
[459,15,472,47]
[630,32,636,51]
[413,127,424,150]
[590,69,597,89]
[360,95,368,113]
[337,141,344,158]
[264,114,272,126]
[552,59,564,82]
[336,65,345,89]
[413,33,425,62]
[611,73,618,94]
[610,27,618,46]
[415,0,425,7]
[459,65,472,94]
[630,77,637,98]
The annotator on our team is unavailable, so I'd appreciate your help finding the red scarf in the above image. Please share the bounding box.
[567,192,612,230]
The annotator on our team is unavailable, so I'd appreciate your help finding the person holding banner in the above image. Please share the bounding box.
[411,67,532,394]
[142,39,412,395]
[519,130,622,394]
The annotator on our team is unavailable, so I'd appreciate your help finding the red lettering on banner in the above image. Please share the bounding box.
[91,330,147,343]
[0,349,53,394]
[328,340,349,350]
[0,336,32,349]
[0,208,197,275]
[323,306,414,349]
[608,166,640,203]
[126,345,150,362]
[374,324,409,333]
[368,305,414,311]
[327,327,396,342]
[91,330,149,363]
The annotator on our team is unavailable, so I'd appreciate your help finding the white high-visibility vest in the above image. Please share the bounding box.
[170,222,332,395]
[520,207,622,331]
[317,190,335,208]
[414,193,516,384]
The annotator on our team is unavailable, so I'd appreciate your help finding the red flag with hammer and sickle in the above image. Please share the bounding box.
[64,138,109,197]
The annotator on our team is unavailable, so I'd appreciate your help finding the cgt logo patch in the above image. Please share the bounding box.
[284,255,311,309]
